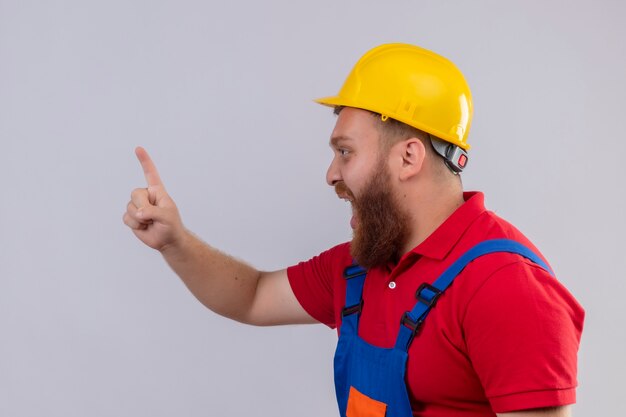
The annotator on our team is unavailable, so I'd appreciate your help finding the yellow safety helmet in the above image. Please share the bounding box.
[315,43,473,151]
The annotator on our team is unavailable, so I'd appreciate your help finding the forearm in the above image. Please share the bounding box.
[160,229,261,323]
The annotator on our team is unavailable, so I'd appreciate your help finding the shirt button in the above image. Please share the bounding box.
[388,281,397,289]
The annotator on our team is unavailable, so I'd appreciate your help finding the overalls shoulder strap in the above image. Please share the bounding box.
[394,238,554,351]
[340,263,367,337]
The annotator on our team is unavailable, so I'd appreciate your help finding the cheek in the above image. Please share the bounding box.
[338,148,383,192]
[342,170,363,193]
[344,177,370,201]
[349,157,383,191]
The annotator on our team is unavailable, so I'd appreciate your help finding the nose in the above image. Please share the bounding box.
[326,157,342,186]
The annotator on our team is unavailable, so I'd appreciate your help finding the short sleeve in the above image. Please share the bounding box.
[463,260,585,413]
[287,243,351,328]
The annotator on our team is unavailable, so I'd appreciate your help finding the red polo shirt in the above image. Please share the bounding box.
[287,192,584,416]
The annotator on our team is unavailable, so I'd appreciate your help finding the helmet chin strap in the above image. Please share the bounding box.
[429,135,469,175]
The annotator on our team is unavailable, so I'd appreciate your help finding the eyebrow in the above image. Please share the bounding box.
[329,135,354,148]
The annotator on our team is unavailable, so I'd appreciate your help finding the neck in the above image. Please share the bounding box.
[399,179,465,255]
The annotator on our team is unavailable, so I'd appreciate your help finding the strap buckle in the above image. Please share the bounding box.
[341,300,363,317]
[416,283,442,307]
[400,312,424,334]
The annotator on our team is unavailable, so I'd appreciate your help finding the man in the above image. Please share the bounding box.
[123,44,584,417]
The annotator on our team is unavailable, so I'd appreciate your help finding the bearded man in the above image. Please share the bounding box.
[123,44,584,417]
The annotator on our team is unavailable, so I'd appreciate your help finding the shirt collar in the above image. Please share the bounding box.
[409,191,487,260]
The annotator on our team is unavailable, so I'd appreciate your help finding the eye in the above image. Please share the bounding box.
[339,148,350,156]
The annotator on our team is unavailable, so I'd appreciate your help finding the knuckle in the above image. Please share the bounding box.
[123,212,143,229]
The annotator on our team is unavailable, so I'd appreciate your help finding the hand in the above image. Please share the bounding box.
[123,147,186,252]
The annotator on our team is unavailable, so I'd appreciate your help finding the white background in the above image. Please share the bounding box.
[1,1,624,415]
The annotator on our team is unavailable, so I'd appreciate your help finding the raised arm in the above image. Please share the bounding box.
[123,147,316,326]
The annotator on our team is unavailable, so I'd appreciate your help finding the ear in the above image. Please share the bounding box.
[397,138,426,181]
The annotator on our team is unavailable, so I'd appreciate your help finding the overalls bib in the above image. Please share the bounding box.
[333,239,554,417]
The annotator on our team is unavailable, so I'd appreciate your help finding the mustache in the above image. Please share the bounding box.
[334,181,356,201]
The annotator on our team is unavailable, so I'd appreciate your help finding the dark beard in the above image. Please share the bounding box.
[337,161,411,269]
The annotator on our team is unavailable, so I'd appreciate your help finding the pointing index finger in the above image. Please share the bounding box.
[135,146,164,187]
